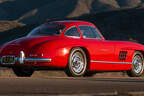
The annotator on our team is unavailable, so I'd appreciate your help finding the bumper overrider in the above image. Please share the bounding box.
[0,51,52,65]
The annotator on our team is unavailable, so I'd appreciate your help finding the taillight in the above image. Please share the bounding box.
[29,53,43,57]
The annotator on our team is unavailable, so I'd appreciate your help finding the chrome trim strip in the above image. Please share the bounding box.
[91,60,132,64]
[24,58,52,63]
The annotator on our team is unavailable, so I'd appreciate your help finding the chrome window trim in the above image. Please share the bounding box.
[91,60,132,64]
[64,26,81,37]
[67,36,80,38]
[78,25,102,39]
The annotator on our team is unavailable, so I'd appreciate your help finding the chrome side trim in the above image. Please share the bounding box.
[24,58,52,63]
[91,60,132,64]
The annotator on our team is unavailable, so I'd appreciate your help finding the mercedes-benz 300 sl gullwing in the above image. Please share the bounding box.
[0,20,144,77]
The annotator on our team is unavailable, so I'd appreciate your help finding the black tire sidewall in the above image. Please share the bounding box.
[128,51,144,77]
[12,66,34,77]
[66,48,87,77]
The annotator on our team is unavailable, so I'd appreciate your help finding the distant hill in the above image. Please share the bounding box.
[0,0,144,24]
[1,0,144,77]
[0,8,144,45]
[0,0,144,46]
[77,8,144,44]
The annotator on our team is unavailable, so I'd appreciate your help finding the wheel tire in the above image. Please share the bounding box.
[127,51,144,77]
[84,71,96,77]
[12,66,34,77]
[65,48,87,77]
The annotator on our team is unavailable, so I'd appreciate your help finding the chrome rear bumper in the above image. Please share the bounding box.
[0,57,52,64]
[0,51,52,64]
[24,58,52,63]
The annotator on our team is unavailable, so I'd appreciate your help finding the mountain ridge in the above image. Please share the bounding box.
[0,0,144,24]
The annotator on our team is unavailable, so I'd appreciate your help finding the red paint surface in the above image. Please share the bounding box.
[0,20,144,71]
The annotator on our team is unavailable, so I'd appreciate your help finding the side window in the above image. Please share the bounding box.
[79,25,102,39]
[64,26,80,37]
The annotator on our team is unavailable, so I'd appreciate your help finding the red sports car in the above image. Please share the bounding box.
[0,20,144,77]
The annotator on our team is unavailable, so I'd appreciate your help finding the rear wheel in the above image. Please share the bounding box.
[65,48,87,77]
[12,66,34,77]
[84,71,96,77]
[127,51,144,77]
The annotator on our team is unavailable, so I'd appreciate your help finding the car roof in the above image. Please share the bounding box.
[49,20,95,27]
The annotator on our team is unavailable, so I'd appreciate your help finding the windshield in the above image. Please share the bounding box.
[27,24,65,37]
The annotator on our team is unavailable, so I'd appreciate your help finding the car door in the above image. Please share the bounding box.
[78,25,115,71]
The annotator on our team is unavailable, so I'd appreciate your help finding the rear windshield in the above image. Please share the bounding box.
[27,24,65,37]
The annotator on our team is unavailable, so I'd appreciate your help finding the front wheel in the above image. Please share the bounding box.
[127,51,144,77]
[12,66,34,77]
[65,48,87,77]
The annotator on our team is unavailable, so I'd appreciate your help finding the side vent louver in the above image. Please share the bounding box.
[119,51,127,61]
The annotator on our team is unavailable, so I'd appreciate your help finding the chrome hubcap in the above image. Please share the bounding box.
[71,52,84,73]
[133,55,143,74]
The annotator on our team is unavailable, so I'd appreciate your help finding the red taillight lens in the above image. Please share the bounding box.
[30,53,43,57]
